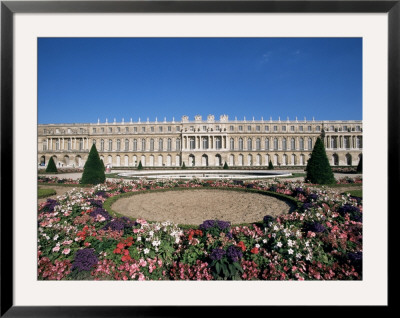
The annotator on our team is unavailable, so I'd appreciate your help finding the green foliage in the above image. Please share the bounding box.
[137,161,143,170]
[223,162,229,169]
[356,156,362,173]
[80,144,106,185]
[305,137,335,184]
[211,257,243,280]
[45,156,58,173]
[268,160,274,170]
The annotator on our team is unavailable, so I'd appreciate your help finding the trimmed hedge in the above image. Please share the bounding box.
[45,156,58,173]
[80,144,105,185]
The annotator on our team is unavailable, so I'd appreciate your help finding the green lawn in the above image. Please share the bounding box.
[38,187,57,199]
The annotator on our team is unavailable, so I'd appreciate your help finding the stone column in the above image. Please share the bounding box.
[46,138,49,150]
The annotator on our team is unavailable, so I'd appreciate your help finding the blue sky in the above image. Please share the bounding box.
[38,37,362,124]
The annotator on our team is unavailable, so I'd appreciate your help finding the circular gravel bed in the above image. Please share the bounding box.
[111,189,296,225]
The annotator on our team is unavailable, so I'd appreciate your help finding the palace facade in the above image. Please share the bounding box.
[38,114,362,169]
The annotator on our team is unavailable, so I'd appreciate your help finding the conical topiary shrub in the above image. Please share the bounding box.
[305,137,335,184]
[223,162,229,169]
[268,160,274,170]
[137,161,143,170]
[80,144,105,185]
[45,156,58,173]
[356,156,362,173]
[181,162,186,169]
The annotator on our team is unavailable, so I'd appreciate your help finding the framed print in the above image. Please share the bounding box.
[1,0,397,316]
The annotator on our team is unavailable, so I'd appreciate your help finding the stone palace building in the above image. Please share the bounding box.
[38,114,362,169]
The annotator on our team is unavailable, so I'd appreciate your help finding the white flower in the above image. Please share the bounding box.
[272,233,276,238]
[296,253,302,259]
[137,236,141,241]
[152,240,161,247]
[287,239,293,247]
[288,248,294,255]
[305,241,310,247]
[276,242,283,248]
[262,239,267,244]
[143,248,150,254]
[149,231,154,237]
[306,254,312,261]
[255,244,260,248]
[273,225,279,231]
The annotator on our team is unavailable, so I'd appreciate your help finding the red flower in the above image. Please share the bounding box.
[121,255,131,262]
[237,241,246,252]
[250,247,259,254]
[113,248,121,254]
[117,243,124,249]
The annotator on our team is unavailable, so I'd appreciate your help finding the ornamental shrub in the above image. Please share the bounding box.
[357,156,362,173]
[80,144,105,185]
[181,162,187,169]
[305,137,335,184]
[137,160,143,170]
[45,156,58,173]
[268,160,274,170]
[223,162,229,169]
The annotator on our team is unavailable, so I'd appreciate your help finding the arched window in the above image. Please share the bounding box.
[215,137,222,150]
[357,136,362,148]
[202,137,209,149]
[56,139,60,150]
[167,138,172,151]
[79,139,83,151]
[299,138,304,150]
[282,138,287,151]
[230,138,234,150]
[42,140,47,151]
[291,138,295,150]
[100,139,104,151]
[189,137,195,150]
[265,138,269,150]
[176,138,181,150]
[239,138,243,150]
[93,139,96,146]
[141,139,146,151]
[256,138,261,151]
[68,139,72,150]
[274,138,278,150]
[133,139,137,151]
[116,139,121,151]
[308,138,313,150]
[125,139,129,151]
[159,138,163,151]
[108,139,113,151]
[150,139,155,151]
[247,138,252,151]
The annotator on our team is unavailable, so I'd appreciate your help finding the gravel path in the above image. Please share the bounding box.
[111,189,296,225]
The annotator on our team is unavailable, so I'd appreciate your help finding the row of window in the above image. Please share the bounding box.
[42,124,362,135]
[43,135,362,152]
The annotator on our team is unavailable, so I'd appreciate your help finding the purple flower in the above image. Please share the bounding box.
[307,193,318,203]
[102,217,134,232]
[302,202,314,211]
[338,204,362,222]
[88,199,103,208]
[89,208,111,221]
[199,220,231,231]
[226,245,242,262]
[94,190,109,198]
[42,199,59,213]
[263,215,275,225]
[304,221,326,233]
[72,248,98,272]
[210,248,226,261]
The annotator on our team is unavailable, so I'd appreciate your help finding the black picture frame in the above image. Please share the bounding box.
[1,0,396,316]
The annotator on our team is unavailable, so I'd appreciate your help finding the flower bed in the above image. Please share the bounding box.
[37,177,362,280]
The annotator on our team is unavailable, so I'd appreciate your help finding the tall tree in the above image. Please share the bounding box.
[45,156,58,173]
[305,137,335,184]
[80,144,105,184]
[356,155,362,173]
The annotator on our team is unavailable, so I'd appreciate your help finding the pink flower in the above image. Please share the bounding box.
[52,245,60,252]
[62,248,71,255]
